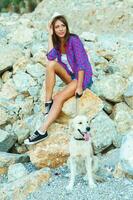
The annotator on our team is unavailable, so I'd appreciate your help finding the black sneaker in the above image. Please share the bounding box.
[44,100,53,117]
[24,130,48,145]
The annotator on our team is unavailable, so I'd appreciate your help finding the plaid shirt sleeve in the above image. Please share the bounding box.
[46,48,58,60]
[72,36,91,71]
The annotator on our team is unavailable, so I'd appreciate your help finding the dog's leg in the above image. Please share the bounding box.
[85,157,96,188]
[66,157,76,191]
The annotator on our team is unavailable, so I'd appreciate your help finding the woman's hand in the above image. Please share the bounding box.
[76,70,84,97]
[75,86,83,97]
[47,21,53,36]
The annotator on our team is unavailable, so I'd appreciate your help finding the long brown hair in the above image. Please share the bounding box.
[51,15,70,48]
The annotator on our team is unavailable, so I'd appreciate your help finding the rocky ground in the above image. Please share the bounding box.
[1,163,133,200]
[25,165,133,200]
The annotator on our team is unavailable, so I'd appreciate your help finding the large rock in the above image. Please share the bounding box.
[18,96,34,118]
[8,26,34,44]
[12,120,30,145]
[13,71,37,93]
[8,163,28,182]
[62,89,104,119]
[0,129,17,152]
[32,0,132,33]
[0,44,23,74]
[0,79,18,99]
[91,111,118,154]
[110,102,133,133]
[32,51,47,66]
[13,56,29,74]
[26,63,45,78]
[24,113,45,132]
[0,152,30,174]
[109,50,133,78]
[28,123,69,168]
[91,73,128,102]
[0,168,51,200]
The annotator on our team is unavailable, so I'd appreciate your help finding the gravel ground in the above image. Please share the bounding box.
[26,165,133,200]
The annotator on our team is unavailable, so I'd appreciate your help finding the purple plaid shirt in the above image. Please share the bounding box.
[46,35,93,89]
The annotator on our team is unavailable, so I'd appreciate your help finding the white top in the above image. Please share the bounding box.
[61,54,73,72]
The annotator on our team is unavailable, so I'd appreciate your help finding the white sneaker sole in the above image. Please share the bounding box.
[24,135,48,145]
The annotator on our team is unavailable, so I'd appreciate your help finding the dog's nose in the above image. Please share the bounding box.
[86,127,90,131]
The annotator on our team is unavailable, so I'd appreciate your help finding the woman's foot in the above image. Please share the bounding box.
[44,100,53,117]
[24,130,48,145]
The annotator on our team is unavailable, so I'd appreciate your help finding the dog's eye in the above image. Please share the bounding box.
[78,122,82,124]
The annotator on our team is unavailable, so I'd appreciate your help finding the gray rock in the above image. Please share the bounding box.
[0,152,30,168]
[8,163,28,182]
[93,54,108,69]
[28,85,40,97]
[31,42,45,56]
[0,79,18,99]
[91,111,117,154]
[13,72,37,92]
[109,50,133,78]
[12,124,30,145]
[91,73,128,102]
[24,113,44,132]
[9,26,34,44]
[0,44,23,74]
[0,129,17,152]
[110,102,133,133]
[0,168,51,200]
[80,32,97,42]
[18,97,34,118]
[26,63,44,78]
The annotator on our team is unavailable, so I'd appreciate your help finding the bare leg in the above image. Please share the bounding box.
[39,80,77,132]
[45,61,72,102]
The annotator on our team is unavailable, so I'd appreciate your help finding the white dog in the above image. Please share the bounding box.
[66,115,96,191]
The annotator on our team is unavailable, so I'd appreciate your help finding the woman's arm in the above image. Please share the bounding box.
[75,70,84,95]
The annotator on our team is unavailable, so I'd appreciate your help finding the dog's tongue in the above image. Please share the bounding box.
[83,132,90,141]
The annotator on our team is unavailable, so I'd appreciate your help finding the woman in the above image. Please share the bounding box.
[24,15,93,145]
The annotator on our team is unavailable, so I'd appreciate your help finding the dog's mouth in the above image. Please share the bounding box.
[76,129,90,141]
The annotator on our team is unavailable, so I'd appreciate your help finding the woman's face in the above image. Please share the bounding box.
[54,20,67,38]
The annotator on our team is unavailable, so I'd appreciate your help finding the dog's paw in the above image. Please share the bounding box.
[66,184,73,192]
[89,182,96,188]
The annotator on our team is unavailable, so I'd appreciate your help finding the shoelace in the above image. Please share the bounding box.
[29,132,38,140]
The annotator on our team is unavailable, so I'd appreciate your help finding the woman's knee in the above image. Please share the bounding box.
[53,93,64,104]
